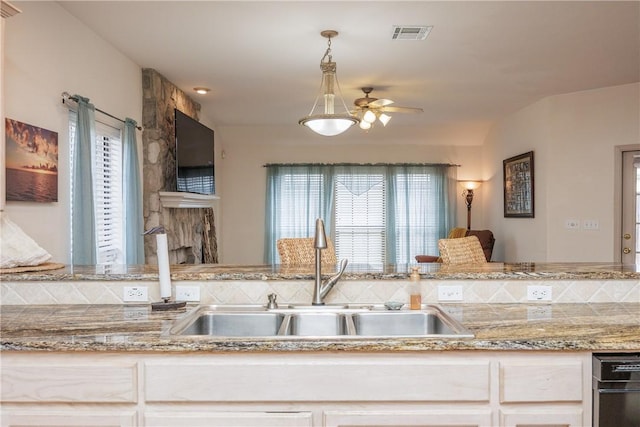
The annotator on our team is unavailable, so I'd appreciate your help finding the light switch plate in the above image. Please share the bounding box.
[583,219,599,230]
[565,219,580,229]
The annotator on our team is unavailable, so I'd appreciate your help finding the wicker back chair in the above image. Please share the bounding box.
[437,235,488,264]
[416,229,495,263]
[277,238,337,265]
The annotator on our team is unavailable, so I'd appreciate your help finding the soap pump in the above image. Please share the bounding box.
[409,267,422,310]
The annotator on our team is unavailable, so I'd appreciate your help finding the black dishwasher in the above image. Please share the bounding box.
[592,353,640,427]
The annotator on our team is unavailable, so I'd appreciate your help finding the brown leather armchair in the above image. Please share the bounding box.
[415,229,495,263]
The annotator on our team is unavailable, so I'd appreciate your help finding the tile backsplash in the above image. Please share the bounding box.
[2,279,638,305]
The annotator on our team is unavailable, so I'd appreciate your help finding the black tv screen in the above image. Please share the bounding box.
[174,109,215,195]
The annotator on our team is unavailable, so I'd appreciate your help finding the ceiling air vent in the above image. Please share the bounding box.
[1,1,21,18]
[391,25,432,41]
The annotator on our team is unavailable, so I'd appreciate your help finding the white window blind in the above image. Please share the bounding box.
[69,115,124,264]
[94,123,124,264]
[334,173,386,266]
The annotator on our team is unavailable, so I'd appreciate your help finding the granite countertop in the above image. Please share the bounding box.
[1,303,638,353]
[2,262,640,282]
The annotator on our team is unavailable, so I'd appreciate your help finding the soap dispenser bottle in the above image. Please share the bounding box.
[409,267,422,310]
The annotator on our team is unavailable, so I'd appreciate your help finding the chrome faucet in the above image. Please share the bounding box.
[312,218,348,305]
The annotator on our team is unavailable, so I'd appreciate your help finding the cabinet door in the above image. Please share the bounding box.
[323,409,493,427]
[1,409,136,427]
[499,360,583,403]
[500,407,584,427]
[145,411,312,427]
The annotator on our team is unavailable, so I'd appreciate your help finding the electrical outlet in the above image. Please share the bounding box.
[175,285,200,302]
[527,285,552,301]
[123,286,148,302]
[438,285,463,301]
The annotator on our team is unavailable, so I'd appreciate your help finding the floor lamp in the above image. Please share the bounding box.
[459,181,482,230]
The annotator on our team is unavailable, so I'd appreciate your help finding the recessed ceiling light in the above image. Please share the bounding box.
[193,87,210,95]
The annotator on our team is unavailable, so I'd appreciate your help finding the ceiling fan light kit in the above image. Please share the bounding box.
[298,30,359,137]
[353,86,423,131]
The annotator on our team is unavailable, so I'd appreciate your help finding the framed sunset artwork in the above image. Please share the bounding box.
[5,118,58,202]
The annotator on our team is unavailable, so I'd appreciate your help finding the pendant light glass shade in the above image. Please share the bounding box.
[301,115,359,136]
[299,30,359,136]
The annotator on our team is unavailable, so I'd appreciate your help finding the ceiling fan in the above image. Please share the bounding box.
[352,87,423,130]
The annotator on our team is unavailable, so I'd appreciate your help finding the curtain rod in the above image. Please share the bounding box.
[61,92,142,131]
[263,162,461,167]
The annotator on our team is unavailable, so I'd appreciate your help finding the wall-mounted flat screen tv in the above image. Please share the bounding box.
[174,109,215,195]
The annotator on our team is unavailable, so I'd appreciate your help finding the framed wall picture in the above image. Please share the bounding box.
[5,118,58,202]
[503,151,534,218]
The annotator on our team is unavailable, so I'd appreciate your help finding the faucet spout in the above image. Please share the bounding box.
[311,218,348,305]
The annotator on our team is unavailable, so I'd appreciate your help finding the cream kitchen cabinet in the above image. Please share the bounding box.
[0,353,138,427]
[1,351,592,427]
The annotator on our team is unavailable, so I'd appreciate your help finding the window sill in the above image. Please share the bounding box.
[159,191,219,208]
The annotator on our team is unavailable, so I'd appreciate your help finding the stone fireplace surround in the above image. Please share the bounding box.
[141,68,218,265]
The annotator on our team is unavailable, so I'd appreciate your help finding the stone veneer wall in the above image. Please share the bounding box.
[141,68,218,264]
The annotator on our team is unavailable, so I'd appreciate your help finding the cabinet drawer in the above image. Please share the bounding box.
[1,408,137,427]
[500,360,583,403]
[145,411,312,427]
[145,354,491,402]
[1,363,137,403]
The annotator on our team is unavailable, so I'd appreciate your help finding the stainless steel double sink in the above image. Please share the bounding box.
[170,304,474,338]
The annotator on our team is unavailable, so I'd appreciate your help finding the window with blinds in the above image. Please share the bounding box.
[265,164,453,265]
[276,172,326,238]
[69,116,124,264]
[334,173,386,265]
[94,124,124,264]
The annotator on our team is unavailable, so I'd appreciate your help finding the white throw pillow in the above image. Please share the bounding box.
[0,212,52,268]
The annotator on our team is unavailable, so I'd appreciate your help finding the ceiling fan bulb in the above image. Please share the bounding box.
[379,113,392,126]
[359,120,372,130]
[363,110,376,123]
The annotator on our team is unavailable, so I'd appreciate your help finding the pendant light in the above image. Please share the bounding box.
[298,30,359,136]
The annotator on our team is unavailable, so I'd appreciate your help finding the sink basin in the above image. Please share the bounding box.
[172,310,285,336]
[170,304,473,338]
[280,312,355,336]
[352,308,473,338]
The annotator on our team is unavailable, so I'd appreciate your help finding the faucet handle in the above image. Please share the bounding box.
[266,293,278,309]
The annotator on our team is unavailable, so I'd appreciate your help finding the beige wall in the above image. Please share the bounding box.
[2,2,142,263]
[217,125,484,264]
[483,83,640,262]
[4,3,638,266]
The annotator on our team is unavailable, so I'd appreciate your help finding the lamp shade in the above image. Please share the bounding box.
[363,110,376,123]
[459,180,482,190]
[378,113,392,126]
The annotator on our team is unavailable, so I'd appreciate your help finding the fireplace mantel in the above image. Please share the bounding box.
[159,191,219,209]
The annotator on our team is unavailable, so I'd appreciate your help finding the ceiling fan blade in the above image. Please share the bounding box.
[381,106,424,114]
[369,98,394,107]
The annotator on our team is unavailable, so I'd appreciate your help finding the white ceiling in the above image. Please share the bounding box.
[58,1,639,143]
